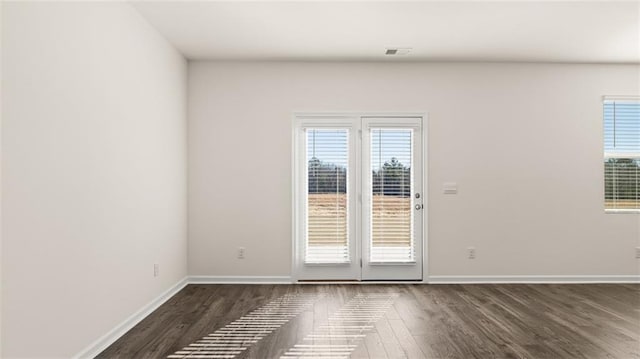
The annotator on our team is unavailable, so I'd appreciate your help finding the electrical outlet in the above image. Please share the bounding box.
[636,247,640,259]
[238,247,245,259]
[154,263,159,277]
[467,247,476,259]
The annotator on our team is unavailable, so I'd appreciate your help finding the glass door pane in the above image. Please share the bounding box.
[305,129,350,263]
[370,129,414,263]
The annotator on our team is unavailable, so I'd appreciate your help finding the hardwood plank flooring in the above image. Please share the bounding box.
[97,284,640,359]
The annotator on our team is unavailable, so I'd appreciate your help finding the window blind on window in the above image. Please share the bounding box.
[370,129,414,262]
[604,100,640,210]
[305,129,350,263]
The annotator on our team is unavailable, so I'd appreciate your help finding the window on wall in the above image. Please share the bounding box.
[604,98,640,211]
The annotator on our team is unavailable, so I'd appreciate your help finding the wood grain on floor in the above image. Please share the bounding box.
[97,284,640,359]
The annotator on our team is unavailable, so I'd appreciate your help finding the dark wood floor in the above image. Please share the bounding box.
[98,284,640,359]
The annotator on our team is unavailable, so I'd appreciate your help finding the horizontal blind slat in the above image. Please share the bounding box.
[305,129,350,264]
[604,100,640,210]
[370,128,415,263]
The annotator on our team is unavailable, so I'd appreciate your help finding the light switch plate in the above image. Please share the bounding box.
[443,182,458,194]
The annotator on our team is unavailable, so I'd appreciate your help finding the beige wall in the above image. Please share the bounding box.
[0,2,3,354]
[188,61,639,278]
[1,2,187,357]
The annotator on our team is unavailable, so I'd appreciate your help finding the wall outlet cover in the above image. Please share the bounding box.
[467,247,476,259]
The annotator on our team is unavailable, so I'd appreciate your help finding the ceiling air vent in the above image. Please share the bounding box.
[385,47,412,56]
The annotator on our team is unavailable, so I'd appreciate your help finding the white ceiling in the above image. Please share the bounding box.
[132,1,640,63]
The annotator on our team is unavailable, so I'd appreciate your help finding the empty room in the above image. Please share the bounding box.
[1,1,639,358]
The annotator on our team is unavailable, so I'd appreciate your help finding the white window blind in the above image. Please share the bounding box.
[370,129,414,262]
[305,129,350,263]
[604,99,640,210]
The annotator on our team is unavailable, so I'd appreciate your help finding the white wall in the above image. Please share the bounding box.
[1,2,187,357]
[189,62,639,278]
[0,2,3,354]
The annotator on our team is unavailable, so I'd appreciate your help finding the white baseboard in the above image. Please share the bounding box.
[189,275,293,284]
[73,276,189,359]
[428,275,640,284]
[189,275,640,284]
[179,275,640,285]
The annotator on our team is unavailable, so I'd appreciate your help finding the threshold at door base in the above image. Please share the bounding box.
[296,279,424,284]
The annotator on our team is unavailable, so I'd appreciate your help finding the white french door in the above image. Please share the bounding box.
[294,117,361,280]
[294,115,424,281]
[361,117,423,280]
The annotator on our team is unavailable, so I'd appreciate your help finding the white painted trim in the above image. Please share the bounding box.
[188,275,640,284]
[291,114,298,282]
[189,275,294,284]
[73,276,189,359]
[421,113,429,282]
[602,95,640,102]
[296,281,422,284]
[293,112,426,119]
[428,275,640,284]
[605,209,640,214]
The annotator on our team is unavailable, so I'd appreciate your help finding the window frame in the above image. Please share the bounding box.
[603,96,640,214]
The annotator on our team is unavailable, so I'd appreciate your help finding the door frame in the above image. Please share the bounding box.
[291,112,429,282]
